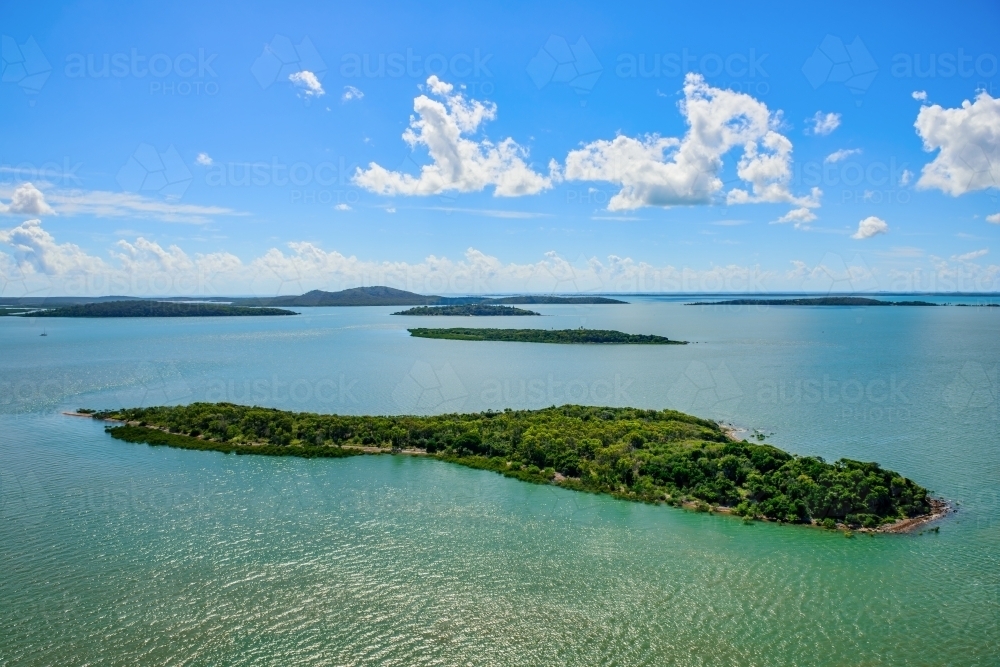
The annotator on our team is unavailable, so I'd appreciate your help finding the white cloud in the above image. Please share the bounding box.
[0,220,783,296]
[385,207,396,214]
[824,148,862,163]
[0,219,106,274]
[952,248,989,262]
[564,73,820,216]
[775,207,817,228]
[912,91,927,101]
[334,203,351,211]
[852,216,889,239]
[5,221,999,297]
[42,188,243,224]
[899,169,913,186]
[289,70,325,97]
[423,206,550,219]
[987,213,1000,224]
[0,182,55,215]
[354,76,554,197]
[196,153,213,166]
[342,85,363,102]
[807,111,841,135]
[915,91,1000,196]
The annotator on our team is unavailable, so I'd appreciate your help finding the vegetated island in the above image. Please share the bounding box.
[82,402,942,532]
[407,327,687,344]
[27,300,297,318]
[687,296,938,306]
[232,286,629,307]
[392,304,541,316]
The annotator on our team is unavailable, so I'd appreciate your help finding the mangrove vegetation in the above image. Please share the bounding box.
[407,328,686,344]
[29,301,298,317]
[393,304,541,316]
[90,402,931,529]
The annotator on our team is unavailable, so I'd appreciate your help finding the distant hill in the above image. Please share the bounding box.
[686,297,938,306]
[392,304,540,316]
[232,287,464,307]
[232,286,629,307]
[28,301,297,318]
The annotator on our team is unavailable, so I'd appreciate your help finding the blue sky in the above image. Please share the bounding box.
[2,0,999,295]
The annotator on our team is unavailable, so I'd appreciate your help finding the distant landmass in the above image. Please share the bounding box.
[28,301,297,318]
[408,327,686,344]
[234,287,628,307]
[392,304,541,316]
[686,297,939,307]
[487,295,626,304]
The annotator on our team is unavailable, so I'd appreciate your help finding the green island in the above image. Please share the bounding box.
[393,304,541,316]
[687,296,938,306]
[27,300,297,318]
[86,403,935,531]
[407,327,686,344]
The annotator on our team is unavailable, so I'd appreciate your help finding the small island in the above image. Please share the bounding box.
[407,327,687,344]
[392,304,540,316]
[27,301,297,318]
[687,296,938,306]
[83,402,938,531]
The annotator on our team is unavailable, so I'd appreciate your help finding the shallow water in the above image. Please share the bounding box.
[2,299,998,665]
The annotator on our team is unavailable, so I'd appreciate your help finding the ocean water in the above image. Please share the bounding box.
[1,299,998,665]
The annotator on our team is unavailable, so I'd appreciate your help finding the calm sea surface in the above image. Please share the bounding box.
[2,298,998,665]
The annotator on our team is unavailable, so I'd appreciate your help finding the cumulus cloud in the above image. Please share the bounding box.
[912,91,927,101]
[5,221,999,297]
[342,85,363,102]
[824,148,862,163]
[564,74,820,215]
[900,169,913,186]
[334,203,351,211]
[0,182,55,215]
[354,76,554,198]
[289,70,325,97]
[952,248,989,262]
[774,207,817,227]
[852,216,889,239]
[0,219,106,274]
[807,111,841,135]
[987,213,1000,224]
[196,153,213,166]
[915,91,1000,196]
[2,220,783,296]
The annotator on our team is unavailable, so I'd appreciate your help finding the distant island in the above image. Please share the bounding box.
[687,296,938,306]
[232,287,628,307]
[82,402,938,532]
[407,327,687,344]
[487,295,626,304]
[27,301,297,318]
[392,304,540,316]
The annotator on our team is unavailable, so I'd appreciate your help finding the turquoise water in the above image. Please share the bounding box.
[2,300,998,665]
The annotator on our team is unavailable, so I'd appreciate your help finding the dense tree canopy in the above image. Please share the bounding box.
[94,403,930,528]
[407,328,686,344]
